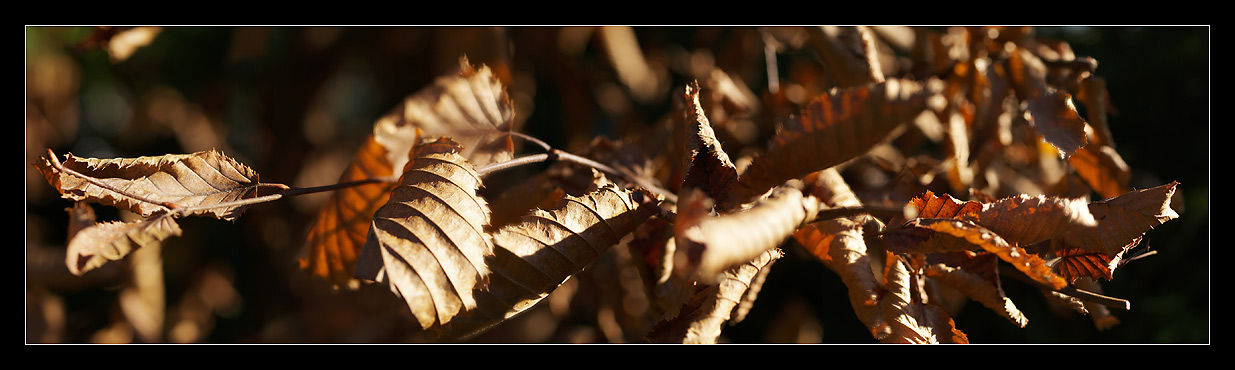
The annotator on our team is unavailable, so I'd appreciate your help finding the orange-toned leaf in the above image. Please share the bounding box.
[913,218,1069,290]
[1025,89,1089,158]
[1068,144,1132,199]
[300,135,404,287]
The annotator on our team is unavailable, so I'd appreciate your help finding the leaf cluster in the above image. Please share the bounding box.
[29,26,1195,344]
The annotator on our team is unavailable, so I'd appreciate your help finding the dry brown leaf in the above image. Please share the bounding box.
[913,218,1069,290]
[644,248,781,344]
[681,81,739,210]
[730,78,941,208]
[1067,144,1132,199]
[448,173,657,341]
[352,138,495,332]
[808,26,886,88]
[793,218,889,340]
[925,260,1027,328]
[1025,89,1089,158]
[65,212,182,276]
[675,184,818,283]
[301,57,515,287]
[1055,181,1179,257]
[36,150,260,221]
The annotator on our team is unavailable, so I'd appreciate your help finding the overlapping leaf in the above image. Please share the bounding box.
[644,248,781,344]
[66,212,182,276]
[680,81,738,210]
[352,138,495,332]
[449,173,657,341]
[301,59,515,286]
[1051,181,1180,281]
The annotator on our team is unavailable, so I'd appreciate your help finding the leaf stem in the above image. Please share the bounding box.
[1000,266,1131,310]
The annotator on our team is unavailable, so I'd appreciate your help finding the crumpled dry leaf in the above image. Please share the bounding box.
[65,212,182,276]
[793,218,889,340]
[675,184,818,284]
[680,81,739,210]
[1050,181,1180,280]
[36,150,261,221]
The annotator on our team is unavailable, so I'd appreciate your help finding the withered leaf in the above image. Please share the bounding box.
[1025,88,1089,158]
[353,138,495,332]
[793,218,889,340]
[302,57,515,287]
[449,173,656,341]
[925,260,1028,328]
[1053,181,1180,265]
[880,255,966,343]
[644,248,781,344]
[681,81,739,210]
[36,150,260,221]
[914,218,1069,290]
[1067,144,1132,199]
[730,78,941,208]
[675,184,818,283]
[66,212,182,276]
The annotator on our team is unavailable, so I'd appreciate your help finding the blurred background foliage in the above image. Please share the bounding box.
[25,26,1208,343]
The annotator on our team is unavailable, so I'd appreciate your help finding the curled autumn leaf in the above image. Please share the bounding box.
[680,81,738,210]
[66,212,182,276]
[36,149,261,221]
[675,183,819,283]
[352,138,495,332]
[729,78,942,208]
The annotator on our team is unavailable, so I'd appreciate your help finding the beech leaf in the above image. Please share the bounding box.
[36,150,260,221]
[451,173,657,341]
[353,138,495,332]
[302,57,515,287]
[913,218,1069,290]
[675,184,818,283]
